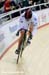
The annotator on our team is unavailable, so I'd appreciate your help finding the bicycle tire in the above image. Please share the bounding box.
[17,54,19,64]
[16,30,27,63]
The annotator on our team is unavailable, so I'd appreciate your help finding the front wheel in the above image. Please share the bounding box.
[17,54,19,64]
[20,47,24,57]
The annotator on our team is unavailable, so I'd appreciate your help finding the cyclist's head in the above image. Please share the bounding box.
[24,9,32,20]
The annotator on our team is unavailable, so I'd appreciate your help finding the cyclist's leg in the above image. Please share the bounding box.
[21,30,27,49]
[15,29,25,54]
[26,24,33,44]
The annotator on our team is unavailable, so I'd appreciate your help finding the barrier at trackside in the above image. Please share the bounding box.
[36,8,49,26]
[0,8,49,56]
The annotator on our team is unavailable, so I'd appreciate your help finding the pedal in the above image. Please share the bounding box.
[15,49,20,54]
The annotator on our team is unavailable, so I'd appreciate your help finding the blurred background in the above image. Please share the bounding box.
[0,0,49,14]
[0,0,49,24]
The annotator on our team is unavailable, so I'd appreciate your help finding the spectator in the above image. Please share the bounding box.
[32,0,48,10]
[29,0,33,6]
[12,3,21,18]
[4,0,11,12]
[0,0,5,14]
[40,0,48,9]
[22,0,29,7]
[18,2,23,8]
[4,0,16,13]
[0,0,4,8]
[32,0,40,10]
[46,1,49,8]
[18,2,23,13]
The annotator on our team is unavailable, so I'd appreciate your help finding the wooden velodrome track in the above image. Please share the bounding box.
[0,23,49,75]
